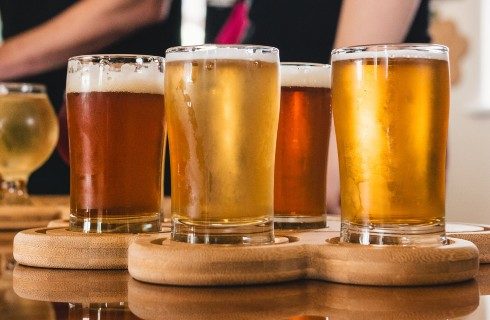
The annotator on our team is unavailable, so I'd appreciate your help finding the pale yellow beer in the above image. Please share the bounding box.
[165,45,280,244]
[0,84,59,204]
[0,93,58,180]
[331,44,450,245]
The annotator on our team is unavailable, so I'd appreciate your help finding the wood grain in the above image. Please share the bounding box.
[13,227,160,269]
[129,236,307,286]
[312,237,479,286]
[128,229,479,287]
[448,223,490,263]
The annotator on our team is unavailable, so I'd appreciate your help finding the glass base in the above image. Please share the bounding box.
[69,213,160,233]
[1,179,32,205]
[340,220,446,246]
[274,215,326,230]
[172,218,274,245]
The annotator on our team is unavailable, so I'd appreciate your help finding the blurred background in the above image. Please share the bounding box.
[429,0,489,225]
[181,0,489,225]
[0,0,487,224]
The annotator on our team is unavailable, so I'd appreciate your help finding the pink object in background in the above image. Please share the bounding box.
[214,0,250,44]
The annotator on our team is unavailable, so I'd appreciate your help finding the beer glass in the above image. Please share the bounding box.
[331,44,450,245]
[274,63,331,229]
[66,55,165,233]
[165,45,280,244]
[0,83,59,205]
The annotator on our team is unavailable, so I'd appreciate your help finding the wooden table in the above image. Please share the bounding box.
[1,263,489,319]
[1,196,489,319]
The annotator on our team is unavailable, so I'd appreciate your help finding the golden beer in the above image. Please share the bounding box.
[66,55,165,233]
[331,44,450,244]
[274,63,331,229]
[165,45,280,244]
[0,93,58,180]
[0,84,59,204]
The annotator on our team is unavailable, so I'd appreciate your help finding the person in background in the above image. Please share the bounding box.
[0,0,181,195]
[207,0,429,214]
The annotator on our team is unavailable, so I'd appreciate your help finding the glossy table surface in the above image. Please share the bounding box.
[1,196,489,319]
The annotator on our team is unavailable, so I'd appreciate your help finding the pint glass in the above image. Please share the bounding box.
[165,45,280,244]
[331,44,450,245]
[66,55,165,233]
[274,63,331,229]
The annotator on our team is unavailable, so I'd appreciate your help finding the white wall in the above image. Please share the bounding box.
[432,0,490,224]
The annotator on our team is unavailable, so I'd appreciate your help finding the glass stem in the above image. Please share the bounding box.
[1,179,32,205]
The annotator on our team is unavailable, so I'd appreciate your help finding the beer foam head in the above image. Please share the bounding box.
[66,55,164,94]
[166,45,279,63]
[281,63,331,88]
[331,44,449,62]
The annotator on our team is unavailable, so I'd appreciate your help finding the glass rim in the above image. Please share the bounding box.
[66,54,164,93]
[166,44,279,54]
[281,63,331,88]
[331,43,448,61]
[165,44,279,62]
[0,82,46,94]
[68,54,164,63]
[281,62,331,68]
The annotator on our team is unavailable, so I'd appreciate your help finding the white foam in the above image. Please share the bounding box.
[166,45,279,63]
[331,49,448,62]
[281,64,331,88]
[66,59,164,94]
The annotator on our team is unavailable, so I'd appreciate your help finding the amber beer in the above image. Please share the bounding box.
[275,63,331,229]
[331,44,450,244]
[165,45,280,244]
[66,55,165,233]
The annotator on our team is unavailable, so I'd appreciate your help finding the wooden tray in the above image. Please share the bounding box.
[447,222,490,263]
[128,227,479,287]
[12,217,488,286]
[13,227,162,269]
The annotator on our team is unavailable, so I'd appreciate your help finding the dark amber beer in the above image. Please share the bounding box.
[66,55,165,233]
[165,45,280,244]
[331,44,450,245]
[275,63,331,229]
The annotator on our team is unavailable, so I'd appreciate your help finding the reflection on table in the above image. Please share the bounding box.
[2,263,486,320]
[128,278,480,320]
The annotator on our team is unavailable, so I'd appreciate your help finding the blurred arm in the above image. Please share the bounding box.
[327,0,421,214]
[0,0,172,80]
[334,0,421,48]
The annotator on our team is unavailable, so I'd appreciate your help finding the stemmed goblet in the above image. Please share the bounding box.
[0,83,59,205]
